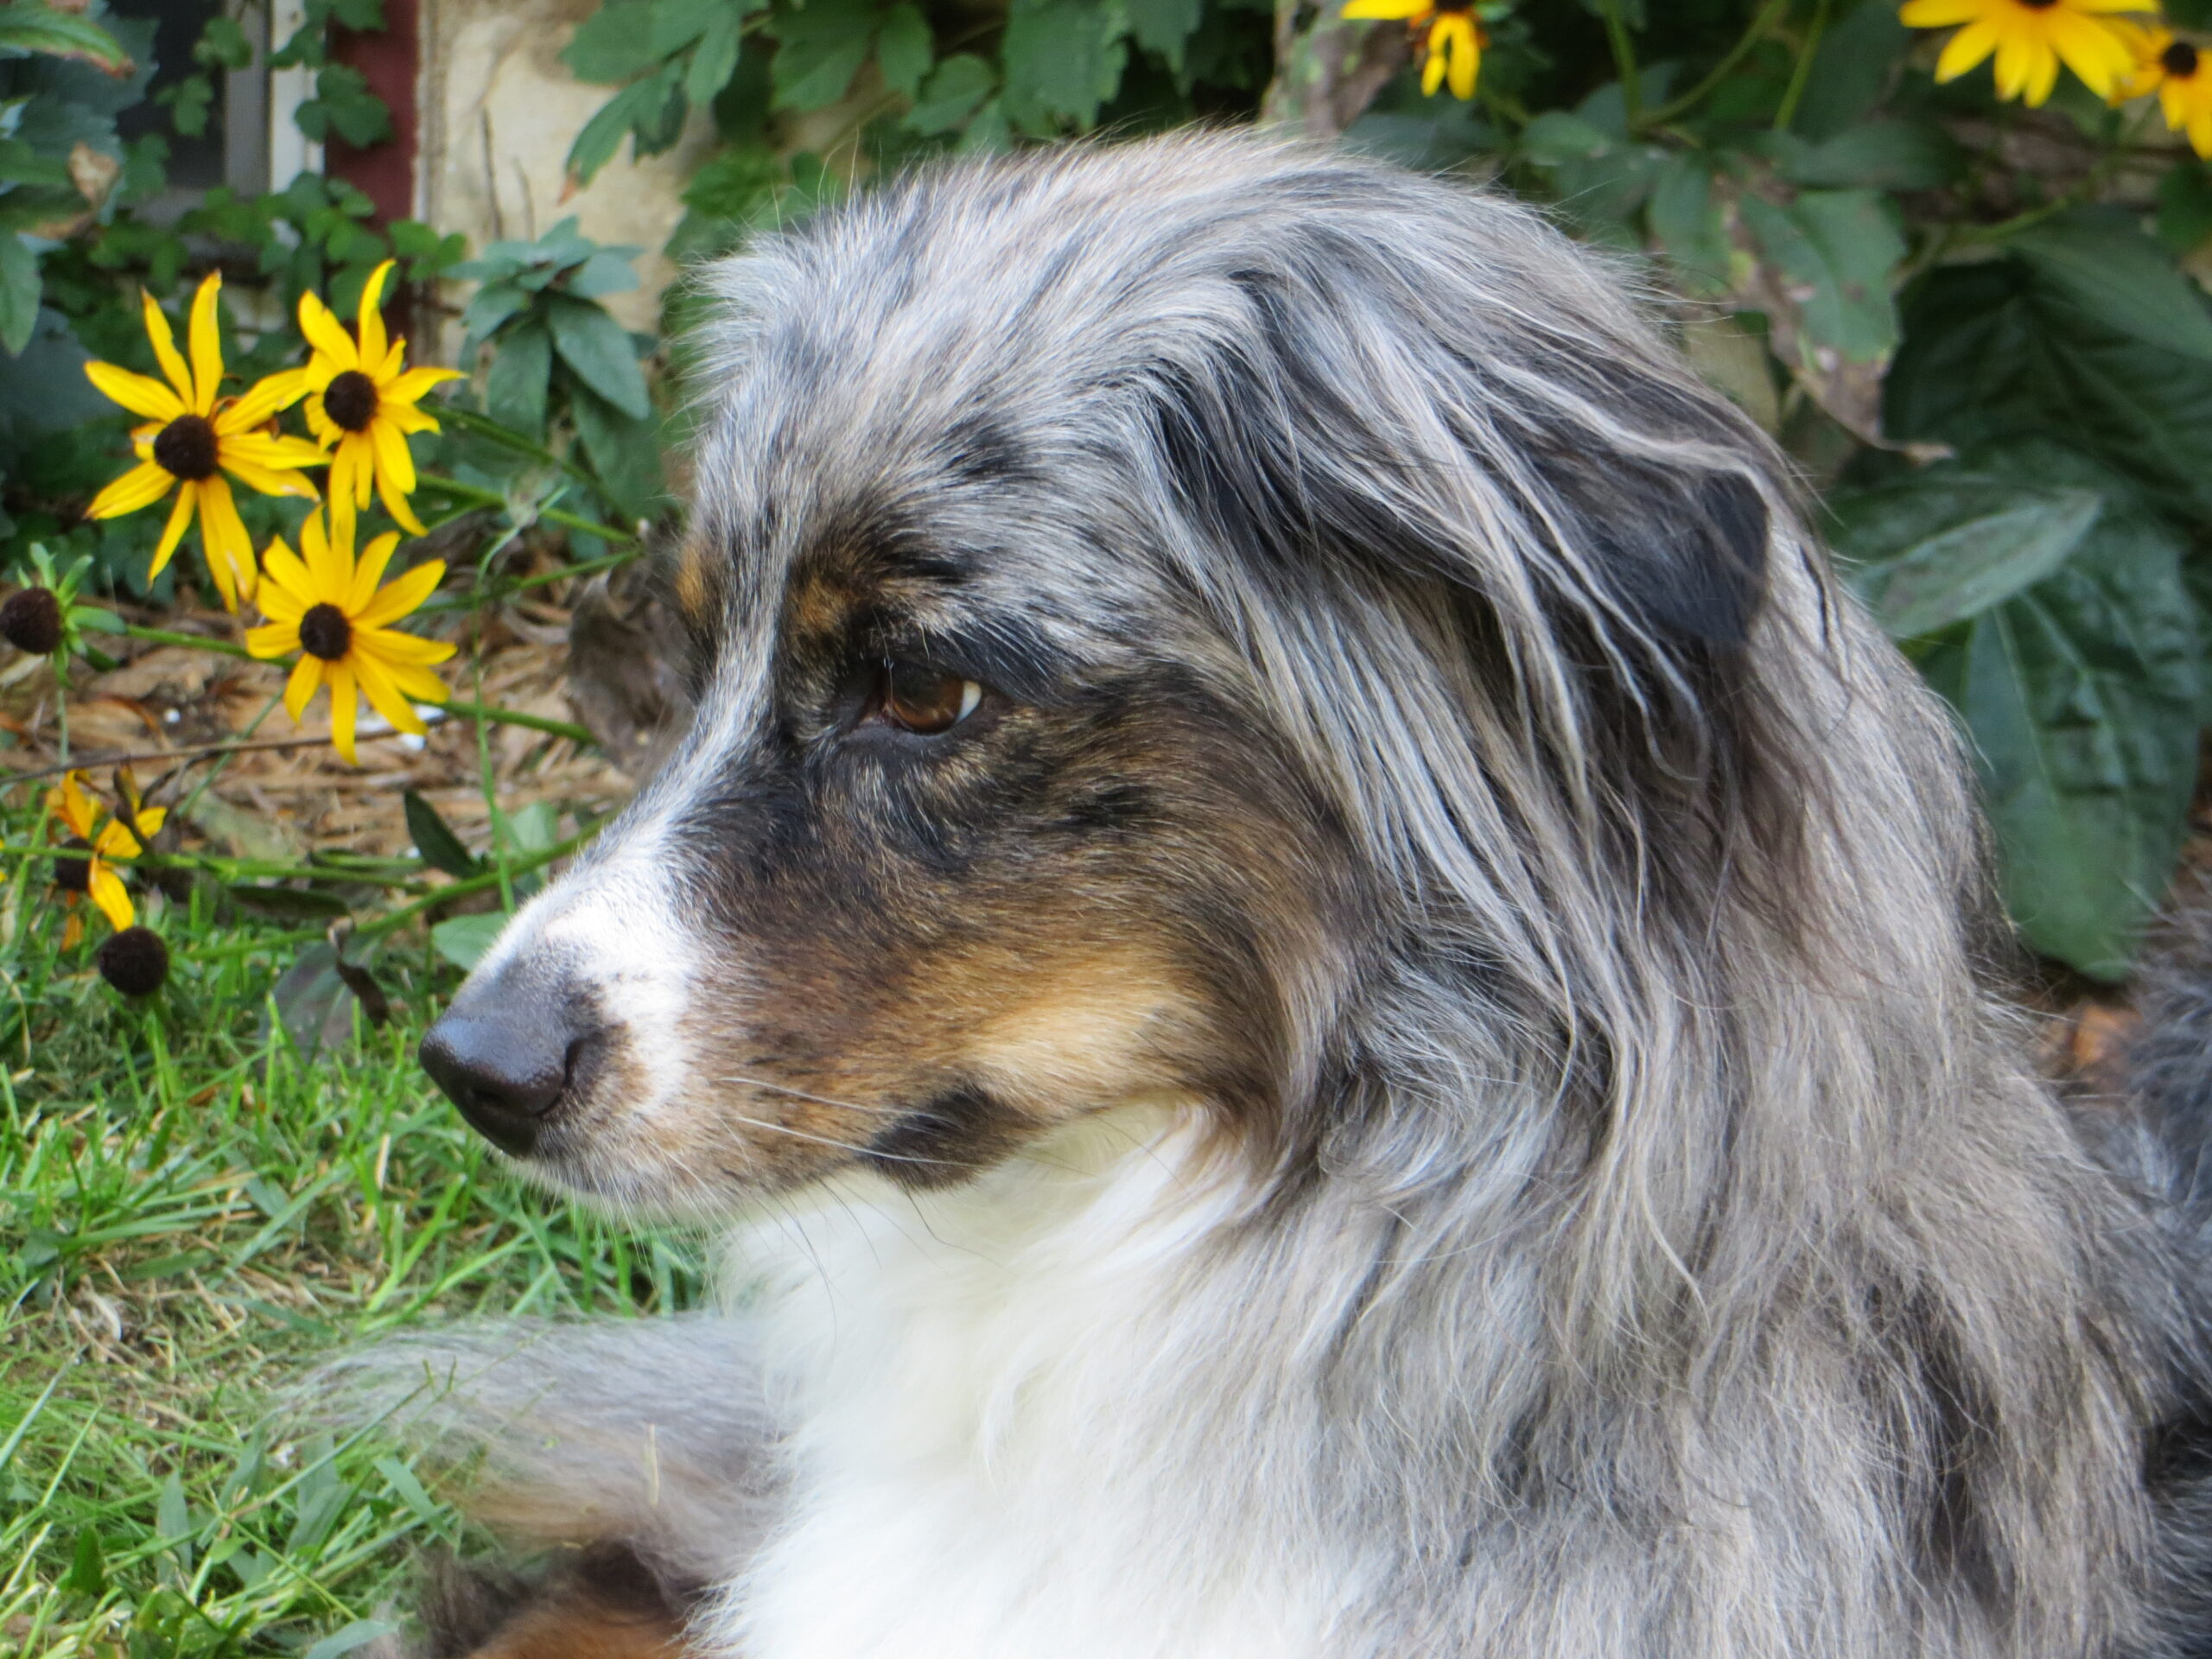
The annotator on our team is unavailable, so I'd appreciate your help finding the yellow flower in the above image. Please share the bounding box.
[245,508,455,765]
[1342,0,1484,99]
[81,273,326,611]
[2120,27,2212,156]
[296,261,461,538]
[46,768,165,934]
[1899,0,2150,106]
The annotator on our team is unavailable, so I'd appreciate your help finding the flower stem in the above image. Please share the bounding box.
[416,472,637,544]
[1772,0,1830,133]
[1598,0,1643,127]
[1645,0,1792,129]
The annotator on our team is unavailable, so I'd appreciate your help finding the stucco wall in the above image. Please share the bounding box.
[418,0,715,334]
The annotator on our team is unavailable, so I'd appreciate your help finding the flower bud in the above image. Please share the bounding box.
[97,926,169,996]
[0,588,62,656]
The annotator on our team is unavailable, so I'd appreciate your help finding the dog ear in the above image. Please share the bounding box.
[1146,267,1772,671]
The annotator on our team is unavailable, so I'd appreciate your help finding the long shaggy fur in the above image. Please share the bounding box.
[348,133,2212,1658]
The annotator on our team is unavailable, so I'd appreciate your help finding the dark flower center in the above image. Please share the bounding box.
[152,414,220,482]
[98,925,170,997]
[324,370,379,433]
[300,602,353,661]
[0,587,62,656]
[53,837,92,893]
[2166,40,2201,78]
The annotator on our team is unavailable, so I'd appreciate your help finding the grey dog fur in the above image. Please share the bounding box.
[340,132,2212,1656]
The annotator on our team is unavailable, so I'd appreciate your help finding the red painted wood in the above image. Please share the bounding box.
[328,0,418,226]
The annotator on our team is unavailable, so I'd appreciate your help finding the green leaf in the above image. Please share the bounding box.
[875,2,931,98]
[1790,0,1910,141]
[566,248,640,298]
[373,1455,444,1529]
[682,139,781,218]
[2005,210,2212,364]
[2157,160,2212,257]
[0,3,132,73]
[561,0,663,83]
[1127,0,1200,68]
[1771,118,1963,191]
[906,54,994,135]
[563,70,676,187]
[486,318,552,437]
[0,232,37,356]
[685,5,747,106]
[303,1622,400,1659]
[1915,465,2200,980]
[431,912,507,970]
[156,1471,193,1567]
[1520,111,1611,166]
[1738,188,1903,363]
[1001,0,1128,130]
[64,1528,105,1597]
[404,789,480,877]
[547,295,652,418]
[1831,475,2103,638]
[1647,153,1729,296]
[1886,256,2212,523]
[770,0,877,112]
[569,382,664,518]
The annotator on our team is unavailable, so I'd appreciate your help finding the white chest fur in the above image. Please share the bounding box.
[700,1107,1351,1659]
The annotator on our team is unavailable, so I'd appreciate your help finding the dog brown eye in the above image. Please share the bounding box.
[878,659,982,734]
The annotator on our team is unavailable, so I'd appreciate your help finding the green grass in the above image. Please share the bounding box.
[0,804,702,1657]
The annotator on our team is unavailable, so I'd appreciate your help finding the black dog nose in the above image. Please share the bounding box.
[420,972,592,1155]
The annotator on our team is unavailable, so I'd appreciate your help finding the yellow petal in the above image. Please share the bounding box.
[188,271,225,414]
[385,365,462,406]
[302,505,350,599]
[296,289,359,371]
[283,652,324,721]
[349,531,403,613]
[377,461,429,536]
[219,451,320,502]
[53,772,97,838]
[92,817,143,859]
[257,538,315,612]
[1340,0,1427,16]
[87,862,134,931]
[357,260,394,370]
[358,626,458,669]
[1934,16,1999,82]
[216,369,310,433]
[353,648,428,737]
[148,482,198,579]
[382,658,454,705]
[85,360,187,423]
[327,659,359,764]
[141,288,194,409]
[246,620,301,661]
[220,431,329,472]
[87,460,177,519]
[1898,0,1981,24]
[195,475,256,610]
[304,395,340,446]
[355,559,446,629]
[370,413,417,499]
[133,806,168,840]
[1421,32,1446,93]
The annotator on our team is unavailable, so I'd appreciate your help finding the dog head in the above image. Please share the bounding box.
[419,133,1837,1217]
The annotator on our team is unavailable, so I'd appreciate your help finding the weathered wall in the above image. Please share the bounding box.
[417,0,715,334]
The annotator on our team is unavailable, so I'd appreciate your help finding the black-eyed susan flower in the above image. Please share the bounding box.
[296,260,461,537]
[46,768,164,939]
[82,274,326,611]
[245,508,455,765]
[1342,0,1485,99]
[2120,26,2212,156]
[1900,0,2150,106]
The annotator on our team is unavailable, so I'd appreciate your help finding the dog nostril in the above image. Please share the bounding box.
[421,1005,595,1157]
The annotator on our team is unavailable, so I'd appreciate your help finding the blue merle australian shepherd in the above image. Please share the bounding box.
[344,131,2212,1658]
